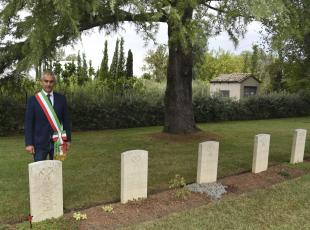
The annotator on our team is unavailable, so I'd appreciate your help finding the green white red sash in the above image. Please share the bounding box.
[35,91,67,156]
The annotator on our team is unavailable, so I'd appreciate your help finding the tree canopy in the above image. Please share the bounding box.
[262,0,310,91]
[0,0,286,75]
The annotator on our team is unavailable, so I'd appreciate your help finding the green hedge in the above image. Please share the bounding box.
[1,90,310,136]
[0,95,25,136]
[194,91,310,122]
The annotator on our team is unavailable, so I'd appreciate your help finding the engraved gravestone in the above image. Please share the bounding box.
[121,150,148,204]
[290,129,307,164]
[28,160,63,222]
[252,134,270,173]
[196,141,219,184]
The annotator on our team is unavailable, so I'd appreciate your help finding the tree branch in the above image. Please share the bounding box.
[201,3,228,14]
[79,10,168,32]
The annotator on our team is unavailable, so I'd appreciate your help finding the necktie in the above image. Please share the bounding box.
[47,94,52,105]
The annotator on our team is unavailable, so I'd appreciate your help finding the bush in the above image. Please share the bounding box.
[0,79,310,136]
[194,91,310,122]
[0,95,25,135]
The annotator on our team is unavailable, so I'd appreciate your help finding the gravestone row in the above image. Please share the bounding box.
[28,129,307,222]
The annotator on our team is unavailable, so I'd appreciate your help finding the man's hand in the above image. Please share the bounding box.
[62,142,70,154]
[66,142,70,151]
[25,145,35,155]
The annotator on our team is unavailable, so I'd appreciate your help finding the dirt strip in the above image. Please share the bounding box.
[75,164,306,230]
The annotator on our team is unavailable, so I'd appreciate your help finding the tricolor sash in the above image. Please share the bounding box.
[35,91,67,157]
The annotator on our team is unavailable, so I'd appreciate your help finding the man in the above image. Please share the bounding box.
[25,70,71,161]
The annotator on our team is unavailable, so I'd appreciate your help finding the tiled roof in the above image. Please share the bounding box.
[210,73,260,83]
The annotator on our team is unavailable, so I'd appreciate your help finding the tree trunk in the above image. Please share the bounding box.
[163,7,198,134]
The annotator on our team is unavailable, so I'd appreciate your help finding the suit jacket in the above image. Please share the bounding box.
[25,92,71,148]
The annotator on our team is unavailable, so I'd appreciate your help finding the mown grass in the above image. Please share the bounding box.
[0,117,309,224]
[129,168,310,230]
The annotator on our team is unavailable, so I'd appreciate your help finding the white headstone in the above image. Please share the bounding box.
[28,160,63,222]
[121,150,148,204]
[290,129,307,164]
[196,141,219,184]
[252,134,270,173]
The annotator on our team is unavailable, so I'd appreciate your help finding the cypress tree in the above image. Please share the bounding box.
[118,37,125,78]
[76,51,84,85]
[251,45,259,76]
[82,53,88,79]
[88,60,95,79]
[126,49,133,78]
[99,40,109,80]
[109,39,119,79]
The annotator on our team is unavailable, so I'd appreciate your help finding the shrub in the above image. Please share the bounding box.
[0,79,310,136]
[0,95,25,135]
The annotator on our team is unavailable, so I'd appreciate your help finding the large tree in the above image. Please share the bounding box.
[262,0,310,91]
[0,0,286,133]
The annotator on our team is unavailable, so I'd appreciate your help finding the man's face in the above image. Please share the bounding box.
[40,74,55,93]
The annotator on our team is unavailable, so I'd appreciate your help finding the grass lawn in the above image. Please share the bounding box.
[0,117,309,224]
[129,167,310,230]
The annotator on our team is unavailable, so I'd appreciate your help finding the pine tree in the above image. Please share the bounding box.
[109,39,119,79]
[99,40,109,80]
[126,49,133,78]
[118,37,125,78]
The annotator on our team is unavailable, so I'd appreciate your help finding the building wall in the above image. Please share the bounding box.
[210,83,241,100]
[240,78,260,97]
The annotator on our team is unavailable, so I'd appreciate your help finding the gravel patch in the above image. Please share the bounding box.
[186,182,227,199]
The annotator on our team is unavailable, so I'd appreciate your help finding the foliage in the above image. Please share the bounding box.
[175,188,191,200]
[88,60,96,78]
[0,0,290,133]
[110,38,119,80]
[196,49,244,81]
[0,95,25,135]
[142,44,168,82]
[126,49,133,78]
[194,91,310,122]
[72,212,87,221]
[98,40,109,81]
[1,78,310,135]
[169,174,191,199]
[194,46,288,93]
[0,0,284,75]
[169,174,187,189]
[118,37,126,78]
[262,0,310,92]
[102,205,114,213]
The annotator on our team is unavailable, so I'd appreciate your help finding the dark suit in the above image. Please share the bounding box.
[25,92,71,161]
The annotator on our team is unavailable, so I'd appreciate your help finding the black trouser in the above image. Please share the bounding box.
[33,141,54,162]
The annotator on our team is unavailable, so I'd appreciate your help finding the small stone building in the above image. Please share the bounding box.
[210,73,260,100]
